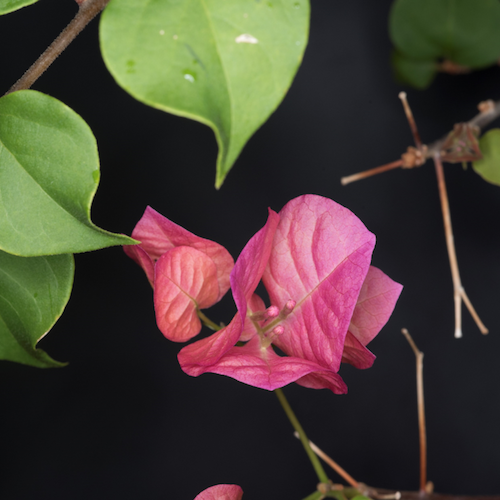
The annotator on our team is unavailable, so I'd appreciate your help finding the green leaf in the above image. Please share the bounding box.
[391,50,437,89]
[389,0,500,68]
[302,492,325,500]
[100,0,309,188]
[0,250,73,368]
[472,128,500,186]
[0,0,38,15]
[0,90,137,256]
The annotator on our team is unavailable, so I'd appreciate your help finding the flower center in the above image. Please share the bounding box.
[249,299,296,349]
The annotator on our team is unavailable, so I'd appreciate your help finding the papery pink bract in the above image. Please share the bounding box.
[125,206,233,293]
[124,207,234,342]
[262,195,375,384]
[178,210,280,368]
[194,484,243,500]
[154,246,220,342]
[187,334,348,393]
[341,266,404,369]
[179,195,402,394]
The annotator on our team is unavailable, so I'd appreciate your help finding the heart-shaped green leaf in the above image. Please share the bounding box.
[0,0,38,15]
[390,0,500,75]
[391,50,437,89]
[0,90,136,256]
[473,128,500,186]
[100,0,309,188]
[0,250,73,368]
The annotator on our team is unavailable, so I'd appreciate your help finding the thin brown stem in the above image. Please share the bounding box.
[5,0,111,95]
[341,159,403,185]
[433,155,488,336]
[434,155,464,338]
[460,289,488,334]
[399,92,422,148]
[294,431,358,488]
[343,94,500,186]
[365,489,500,500]
[401,329,427,493]
[427,99,500,158]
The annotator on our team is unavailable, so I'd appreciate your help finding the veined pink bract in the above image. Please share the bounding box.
[124,206,234,342]
[194,484,243,500]
[178,195,402,393]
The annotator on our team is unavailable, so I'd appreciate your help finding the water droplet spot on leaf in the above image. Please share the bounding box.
[235,33,259,44]
[183,70,196,83]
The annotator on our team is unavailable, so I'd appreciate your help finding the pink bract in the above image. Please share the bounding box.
[124,207,234,342]
[178,195,402,394]
[194,484,243,500]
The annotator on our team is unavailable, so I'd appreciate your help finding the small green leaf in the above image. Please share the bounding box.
[391,50,437,89]
[302,492,325,500]
[350,496,371,500]
[0,90,137,256]
[390,0,500,68]
[325,492,347,500]
[0,0,38,15]
[100,0,309,188]
[472,128,500,186]
[0,250,73,368]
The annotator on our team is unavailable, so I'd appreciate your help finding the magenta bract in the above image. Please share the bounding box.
[177,195,403,394]
[194,484,243,500]
[124,206,234,342]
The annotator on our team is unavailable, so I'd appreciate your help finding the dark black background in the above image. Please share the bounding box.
[1,1,500,498]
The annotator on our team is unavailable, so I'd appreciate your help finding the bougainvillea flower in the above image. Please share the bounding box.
[178,195,402,393]
[194,484,243,500]
[124,206,234,342]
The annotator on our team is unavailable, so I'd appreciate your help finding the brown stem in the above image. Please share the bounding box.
[399,92,423,148]
[293,432,359,488]
[437,60,471,75]
[341,93,425,186]
[460,288,489,335]
[343,94,500,186]
[370,489,500,500]
[5,0,111,95]
[427,100,500,158]
[401,329,427,493]
[433,155,488,336]
[340,159,403,185]
[303,429,500,500]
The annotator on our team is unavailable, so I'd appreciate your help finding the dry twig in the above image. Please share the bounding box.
[341,94,490,337]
